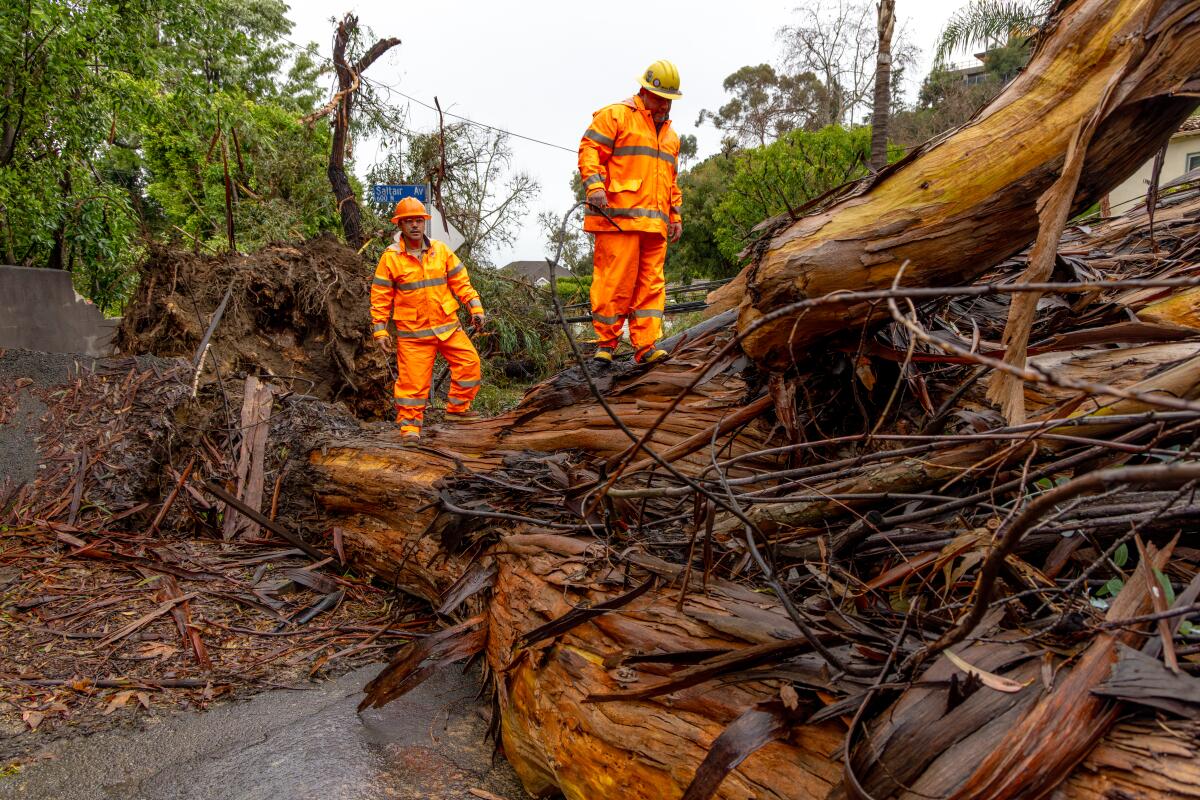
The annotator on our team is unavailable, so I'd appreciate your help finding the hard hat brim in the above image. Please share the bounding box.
[639,79,682,99]
[391,212,432,223]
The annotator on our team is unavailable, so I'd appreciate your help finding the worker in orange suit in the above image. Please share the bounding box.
[579,59,684,366]
[371,197,485,444]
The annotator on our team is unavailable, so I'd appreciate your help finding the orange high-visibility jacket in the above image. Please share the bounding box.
[370,235,483,342]
[579,95,682,236]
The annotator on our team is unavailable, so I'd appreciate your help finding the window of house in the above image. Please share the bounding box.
[1188,151,1200,172]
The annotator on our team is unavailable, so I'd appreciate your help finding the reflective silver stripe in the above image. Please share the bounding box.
[452,378,482,388]
[468,298,483,310]
[393,397,427,407]
[584,206,670,223]
[583,174,605,188]
[447,263,465,277]
[632,308,663,319]
[373,276,394,287]
[612,145,676,167]
[671,205,682,215]
[396,277,447,291]
[372,322,388,333]
[397,418,422,428]
[583,128,615,148]
[394,322,460,338]
[592,312,621,324]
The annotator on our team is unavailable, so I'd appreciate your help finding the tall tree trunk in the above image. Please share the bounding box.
[46,168,71,271]
[869,0,895,171]
[327,15,400,250]
[709,0,1200,370]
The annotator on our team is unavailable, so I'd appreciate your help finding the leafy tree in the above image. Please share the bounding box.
[778,0,919,127]
[697,64,828,147]
[711,126,883,262]
[934,0,1047,63]
[0,0,338,310]
[678,134,698,170]
[890,42,1029,148]
[379,123,539,267]
[665,153,740,280]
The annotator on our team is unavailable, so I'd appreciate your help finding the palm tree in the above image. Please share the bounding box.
[934,0,1049,63]
[870,0,896,171]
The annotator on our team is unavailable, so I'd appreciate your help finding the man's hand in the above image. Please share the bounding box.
[587,189,609,209]
[471,313,486,333]
[668,221,682,243]
[374,334,392,355]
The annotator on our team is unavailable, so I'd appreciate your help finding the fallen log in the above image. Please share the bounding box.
[306,327,1200,798]
[298,0,1200,794]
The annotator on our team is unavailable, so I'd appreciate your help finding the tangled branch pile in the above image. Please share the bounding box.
[0,357,416,755]
[311,186,1200,800]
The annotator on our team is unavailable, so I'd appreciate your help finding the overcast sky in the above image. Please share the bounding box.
[285,0,974,265]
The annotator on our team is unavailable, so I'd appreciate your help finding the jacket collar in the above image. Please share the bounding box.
[630,94,670,127]
[393,230,432,256]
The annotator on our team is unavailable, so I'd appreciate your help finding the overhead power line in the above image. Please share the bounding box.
[365,78,577,154]
[284,35,576,154]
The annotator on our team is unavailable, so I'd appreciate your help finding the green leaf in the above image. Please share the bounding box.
[1098,577,1124,598]
[1112,543,1129,568]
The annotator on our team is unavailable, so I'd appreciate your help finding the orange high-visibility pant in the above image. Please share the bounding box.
[590,231,666,355]
[393,327,482,434]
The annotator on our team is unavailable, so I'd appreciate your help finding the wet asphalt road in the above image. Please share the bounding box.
[4,664,528,800]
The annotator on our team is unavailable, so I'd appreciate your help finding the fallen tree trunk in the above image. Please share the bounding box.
[311,442,1200,800]
[708,0,1200,369]
[297,0,1200,796]
[307,331,1200,799]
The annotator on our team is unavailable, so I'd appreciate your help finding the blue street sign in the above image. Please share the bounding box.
[371,184,429,205]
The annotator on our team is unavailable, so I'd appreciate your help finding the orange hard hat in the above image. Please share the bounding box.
[390,197,431,222]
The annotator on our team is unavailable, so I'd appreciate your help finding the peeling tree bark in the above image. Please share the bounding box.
[298,0,1200,796]
[709,0,1200,370]
[304,327,1200,799]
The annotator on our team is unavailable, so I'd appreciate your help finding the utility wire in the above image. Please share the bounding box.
[284,35,577,154]
[365,78,577,154]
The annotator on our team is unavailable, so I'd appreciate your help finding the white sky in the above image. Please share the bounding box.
[285,0,973,265]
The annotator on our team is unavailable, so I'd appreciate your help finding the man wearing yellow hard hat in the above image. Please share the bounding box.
[369,197,486,444]
[578,59,684,365]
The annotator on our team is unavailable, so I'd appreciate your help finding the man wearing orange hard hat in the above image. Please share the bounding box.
[578,59,683,366]
[370,197,485,444]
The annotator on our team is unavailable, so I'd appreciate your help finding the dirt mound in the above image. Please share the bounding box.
[117,237,392,420]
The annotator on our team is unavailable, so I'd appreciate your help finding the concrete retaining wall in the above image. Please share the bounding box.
[0,265,119,357]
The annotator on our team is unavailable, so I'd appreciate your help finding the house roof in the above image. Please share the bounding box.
[1174,116,1200,138]
[500,260,574,283]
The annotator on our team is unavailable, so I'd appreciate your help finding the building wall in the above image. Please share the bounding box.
[1107,133,1200,213]
[0,265,119,356]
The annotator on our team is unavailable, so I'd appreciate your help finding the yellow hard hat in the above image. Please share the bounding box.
[390,197,431,222]
[639,60,682,99]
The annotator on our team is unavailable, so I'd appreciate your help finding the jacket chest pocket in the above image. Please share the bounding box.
[392,266,427,322]
[608,176,643,194]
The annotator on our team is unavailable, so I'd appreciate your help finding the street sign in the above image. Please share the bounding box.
[371,183,429,205]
